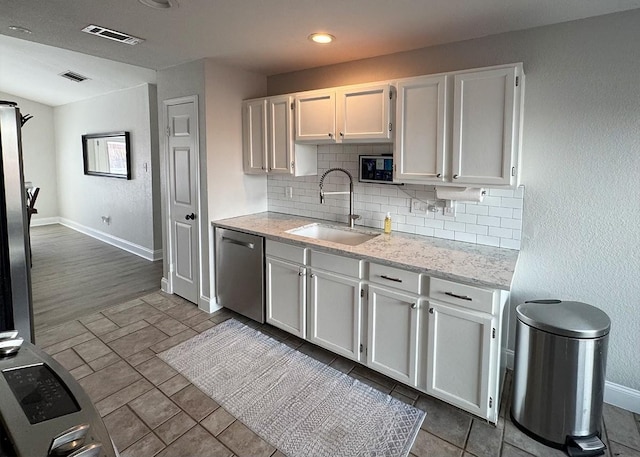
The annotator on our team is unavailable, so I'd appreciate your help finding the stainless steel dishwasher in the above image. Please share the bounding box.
[214,227,265,323]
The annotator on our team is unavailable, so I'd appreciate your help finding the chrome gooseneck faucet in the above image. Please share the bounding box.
[319,168,360,228]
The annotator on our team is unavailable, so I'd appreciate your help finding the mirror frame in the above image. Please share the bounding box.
[82,131,131,180]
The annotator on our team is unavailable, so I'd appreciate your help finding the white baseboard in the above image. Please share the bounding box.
[604,381,640,414]
[505,349,639,414]
[59,218,163,261]
[31,217,60,227]
[161,277,171,294]
[200,295,222,314]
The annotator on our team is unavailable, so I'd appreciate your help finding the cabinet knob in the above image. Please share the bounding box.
[436,173,442,178]
[453,174,459,179]
[328,133,333,138]
[429,308,434,314]
[411,303,417,309]
[340,132,344,137]
[310,273,315,278]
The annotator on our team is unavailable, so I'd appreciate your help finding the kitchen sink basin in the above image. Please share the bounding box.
[286,223,379,246]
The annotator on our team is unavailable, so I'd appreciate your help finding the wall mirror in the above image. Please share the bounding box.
[82,131,131,179]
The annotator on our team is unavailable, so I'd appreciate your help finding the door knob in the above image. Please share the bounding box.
[185,213,196,220]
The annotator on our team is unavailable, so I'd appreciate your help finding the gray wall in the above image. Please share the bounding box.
[0,91,58,221]
[157,59,267,308]
[54,84,160,254]
[157,60,209,301]
[267,11,640,391]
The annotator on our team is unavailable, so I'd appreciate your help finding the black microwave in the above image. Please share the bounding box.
[359,155,394,184]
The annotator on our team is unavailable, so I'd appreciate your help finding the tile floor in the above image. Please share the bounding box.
[37,291,640,457]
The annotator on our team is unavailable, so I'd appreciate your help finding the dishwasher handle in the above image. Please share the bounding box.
[221,236,255,250]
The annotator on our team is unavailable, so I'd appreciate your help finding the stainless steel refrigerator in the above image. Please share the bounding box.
[0,101,34,343]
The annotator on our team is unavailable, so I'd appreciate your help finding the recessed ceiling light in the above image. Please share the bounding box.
[308,33,335,44]
[138,0,176,9]
[8,25,32,34]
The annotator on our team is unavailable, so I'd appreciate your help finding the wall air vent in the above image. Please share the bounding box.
[59,71,90,83]
[81,25,144,45]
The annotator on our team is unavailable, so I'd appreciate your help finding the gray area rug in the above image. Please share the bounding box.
[159,319,425,457]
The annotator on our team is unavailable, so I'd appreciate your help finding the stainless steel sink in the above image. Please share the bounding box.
[286,223,379,246]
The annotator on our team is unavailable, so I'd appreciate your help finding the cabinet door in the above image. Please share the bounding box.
[394,75,447,183]
[308,270,363,362]
[337,84,392,142]
[295,91,336,143]
[242,99,267,174]
[452,66,518,186]
[367,285,420,386]
[426,301,496,419]
[265,256,306,338]
[268,95,292,174]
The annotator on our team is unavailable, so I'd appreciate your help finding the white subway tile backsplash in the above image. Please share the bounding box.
[465,205,490,216]
[477,215,501,227]
[489,207,513,218]
[267,144,524,250]
[445,221,466,232]
[434,229,455,240]
[455,232,477,243]
[488,227,513,239]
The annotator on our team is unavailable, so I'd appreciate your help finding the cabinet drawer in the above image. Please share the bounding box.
[265,240,307,264]
[429,277,496,314]
[369,263,422,294]
[310,250,362,278]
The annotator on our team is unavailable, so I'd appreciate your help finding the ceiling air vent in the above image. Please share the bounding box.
[81,25,144,45]
[59,71,90,83]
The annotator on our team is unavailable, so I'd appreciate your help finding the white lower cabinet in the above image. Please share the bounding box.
[367,285,421,386]
[426,301,498,420]
[265,255,306,339]
[308,270,363,362]
[263,239,507,423]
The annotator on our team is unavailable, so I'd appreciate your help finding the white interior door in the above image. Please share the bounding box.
[166,97,199,304]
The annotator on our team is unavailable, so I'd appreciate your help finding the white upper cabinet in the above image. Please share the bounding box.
[394,63,524,188]
[337,84,393,142]
[295,83,393,144]
[267,95,293,173]
[394,75,447,183]
[243,99,267,173]
[243,95,317,176]
[452,65,522,186]
[295,91,336,143]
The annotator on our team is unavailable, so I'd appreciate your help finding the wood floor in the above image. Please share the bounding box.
[31,224,163,333]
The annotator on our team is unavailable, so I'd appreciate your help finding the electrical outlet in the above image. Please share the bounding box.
[444,205,456,217]
[410,198,428,214]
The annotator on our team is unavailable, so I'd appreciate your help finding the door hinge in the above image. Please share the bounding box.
[360,288,364,298]
[389,122,393,132]
[511,166,516,177]
[359,344,364,353]
[492,328,496,339]
[166,126,170,136]
[389,90,393,100]
[489,397,493,408]
[393,163,396,172]
[290,102,294,110]
[515,76,519,87]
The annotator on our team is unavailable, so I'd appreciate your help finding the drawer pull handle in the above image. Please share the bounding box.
[445,291,472,301]
[380,274,402,283]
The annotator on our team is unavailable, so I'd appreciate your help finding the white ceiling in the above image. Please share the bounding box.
[1,0,639,106]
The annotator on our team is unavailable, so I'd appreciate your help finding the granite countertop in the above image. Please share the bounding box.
[212,212,519,290]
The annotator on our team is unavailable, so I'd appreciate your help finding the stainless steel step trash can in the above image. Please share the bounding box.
[511,300,610,456]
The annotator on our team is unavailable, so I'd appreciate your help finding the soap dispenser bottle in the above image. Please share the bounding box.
[384,212,392,234]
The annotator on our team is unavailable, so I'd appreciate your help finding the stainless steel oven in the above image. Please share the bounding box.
[0,333,117,457]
